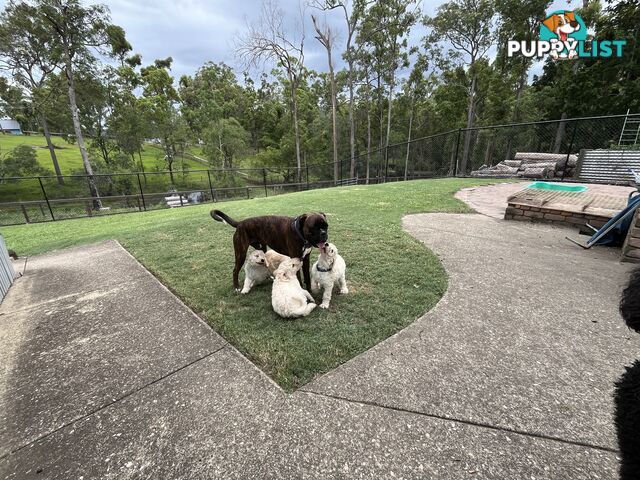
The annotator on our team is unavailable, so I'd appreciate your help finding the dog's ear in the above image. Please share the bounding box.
[297,214,308,226]
[318,212,327,221]
[543,14,560,32]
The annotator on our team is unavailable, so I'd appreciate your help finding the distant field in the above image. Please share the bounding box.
[0,133,213,203]
[0,133,206,175]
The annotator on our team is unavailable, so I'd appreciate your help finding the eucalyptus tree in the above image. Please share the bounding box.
[311,13,339,183]
[427,0,496,175]
[37,0,131,207]
[357,0,417,177]
[310,0,366,177]
[236,0,306,182]
[139,57,187,185]
[0,0,64,182]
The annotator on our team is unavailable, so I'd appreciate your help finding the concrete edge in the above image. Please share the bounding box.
[111,240,285,394]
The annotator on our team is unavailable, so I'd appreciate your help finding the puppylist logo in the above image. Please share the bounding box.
[508,10,626,60]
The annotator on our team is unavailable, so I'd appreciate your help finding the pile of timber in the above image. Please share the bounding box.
[471,152,578,179]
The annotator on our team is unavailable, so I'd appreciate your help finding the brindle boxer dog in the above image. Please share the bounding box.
[210,209,328,291]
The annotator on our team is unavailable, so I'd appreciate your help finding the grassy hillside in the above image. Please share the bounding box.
[2,178,497,390]
[0,133,206,175]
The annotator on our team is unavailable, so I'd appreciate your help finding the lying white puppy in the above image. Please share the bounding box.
[311,242,347,309]
[241,250,271,294]
[272,257,316,318]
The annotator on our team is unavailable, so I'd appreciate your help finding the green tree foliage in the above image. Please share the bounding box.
[0,145,48,177]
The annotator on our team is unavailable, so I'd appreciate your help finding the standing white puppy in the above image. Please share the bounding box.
[241,250,271,294]
[272,257,317,318]
[311,242,347,309]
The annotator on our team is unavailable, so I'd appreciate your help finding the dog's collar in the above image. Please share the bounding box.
[315,255,334,273]
[292,216,312,256]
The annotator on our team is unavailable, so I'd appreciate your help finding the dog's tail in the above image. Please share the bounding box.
[210,209,239,228]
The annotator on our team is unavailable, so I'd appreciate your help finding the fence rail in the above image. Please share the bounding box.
[1,113,639,226]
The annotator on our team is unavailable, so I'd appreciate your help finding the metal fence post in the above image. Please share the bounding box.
[263,168,268,197]
[453,128,462,176]
[136,173,147,211]
[20,203,30,224]
[37,177,54,221]
[384,145,389,182]
[306,165,310,190]
[246,187,250,199]
[207,170,216,202]
[561,122,579,181]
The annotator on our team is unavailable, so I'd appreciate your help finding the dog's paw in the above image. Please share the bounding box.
[240,289,249,294]
[319,303,330,309]
[235,288,242,293]
[340,288,348,294]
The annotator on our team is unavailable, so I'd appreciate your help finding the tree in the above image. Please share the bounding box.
[0,0,64,183]
[0,145,47,178]
[202,118,248,169]
[236,0,306,182]
[357,0,417,179]
[311,0,366,177]
[139,57,187,185]
[311,13,339,183]
[38,0,131,208]
[427,0,496,175]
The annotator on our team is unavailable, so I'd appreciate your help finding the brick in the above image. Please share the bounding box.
[566,216,587,225]
[506,207,523,216]
[523,210,544,218]
[529,207,540,212]
[630,227,640,239]
[544,213,566,221]
[626,237,640,249]
[621,255,640,264]
[560,211,573,216]
[520,205,530,210]
[624,248,640,259]
[511,215,530,221]
[504,214,513,220]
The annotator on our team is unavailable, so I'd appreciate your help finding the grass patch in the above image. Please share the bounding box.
[2,178,497,390]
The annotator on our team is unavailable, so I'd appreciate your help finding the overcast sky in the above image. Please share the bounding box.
[0,0,574,82]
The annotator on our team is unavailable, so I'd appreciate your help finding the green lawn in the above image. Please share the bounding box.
[2,178,496,390]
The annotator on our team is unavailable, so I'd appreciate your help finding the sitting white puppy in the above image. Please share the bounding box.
[272,257,316,318]
[241,250,271,294]
[311,242,347,309]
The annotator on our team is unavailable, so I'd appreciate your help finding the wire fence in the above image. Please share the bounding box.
[1,113,638,226]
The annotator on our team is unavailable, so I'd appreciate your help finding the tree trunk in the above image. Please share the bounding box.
[64,58,101,209]
[366,97,371,185]
[404,95,414,181]
[504,68,526,160]
[384,79,394,179]
[40,115,64,185]
[348,58,356,178]
[376,73,383,180]
[328,49,338,185]
[290,79,302,184]
[460,72,477,176]
[553,112,568,153]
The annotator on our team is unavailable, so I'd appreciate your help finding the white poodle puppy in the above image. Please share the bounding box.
[311,242,347,309]
[271,257,316,318]
[241,250,271,294]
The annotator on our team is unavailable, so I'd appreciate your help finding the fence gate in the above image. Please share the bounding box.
[0,234,16,303]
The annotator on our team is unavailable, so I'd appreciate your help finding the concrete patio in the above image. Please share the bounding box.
[1,210,637,478]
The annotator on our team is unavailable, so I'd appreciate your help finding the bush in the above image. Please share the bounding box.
[0,145,49,178]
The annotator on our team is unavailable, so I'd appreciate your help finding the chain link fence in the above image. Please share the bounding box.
[1,113,638,226]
